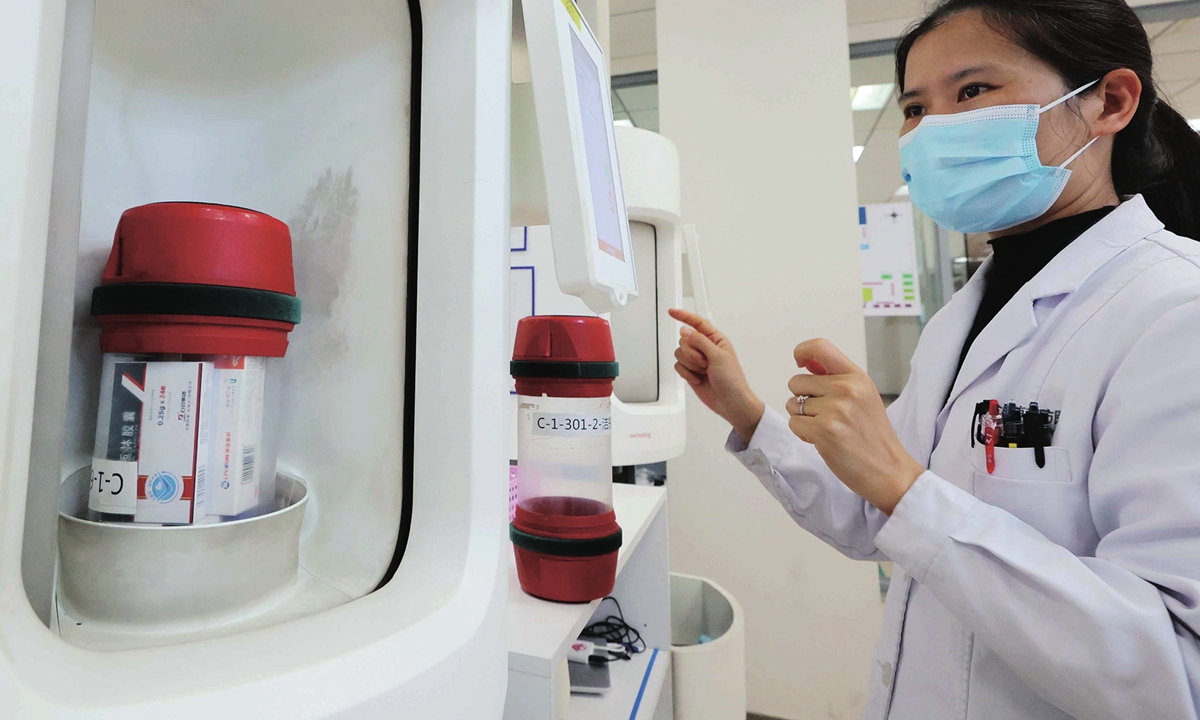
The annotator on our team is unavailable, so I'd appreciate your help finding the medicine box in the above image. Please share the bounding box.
[206,356,266,517]
[90,357,211,524]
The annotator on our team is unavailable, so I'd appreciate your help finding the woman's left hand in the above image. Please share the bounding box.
[785,338,925,515]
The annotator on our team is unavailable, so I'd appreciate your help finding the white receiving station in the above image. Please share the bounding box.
[0,0,694,717]
[2,0,510,717]
[505,1,695,718]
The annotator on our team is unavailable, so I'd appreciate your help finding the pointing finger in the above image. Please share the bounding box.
[670,308,727,344]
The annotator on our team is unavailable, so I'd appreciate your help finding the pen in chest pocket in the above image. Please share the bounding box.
[983,400,1001,474]
[972,399,1062,472]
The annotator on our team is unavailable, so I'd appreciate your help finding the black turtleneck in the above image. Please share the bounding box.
[954,206,1116,380]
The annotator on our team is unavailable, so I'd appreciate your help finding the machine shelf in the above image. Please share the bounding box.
[505,483,672,720]
[565,647,671,720]
[507,484,666,673]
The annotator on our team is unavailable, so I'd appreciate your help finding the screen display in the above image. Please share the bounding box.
[570,31,626,264]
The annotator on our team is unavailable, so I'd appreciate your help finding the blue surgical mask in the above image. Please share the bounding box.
[899,80,1100,234]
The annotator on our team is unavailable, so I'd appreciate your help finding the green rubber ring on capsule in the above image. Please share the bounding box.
[509,525,623,557]
[509,360,619,379]
[91,282,301,325]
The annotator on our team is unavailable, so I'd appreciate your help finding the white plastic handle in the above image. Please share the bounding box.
[682,224,712,321]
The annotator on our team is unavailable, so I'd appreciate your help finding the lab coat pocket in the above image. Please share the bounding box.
[970,445,1072,483]
[970,447,1094,553]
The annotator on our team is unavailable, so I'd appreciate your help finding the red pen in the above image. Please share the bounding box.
[983,399,1000,474]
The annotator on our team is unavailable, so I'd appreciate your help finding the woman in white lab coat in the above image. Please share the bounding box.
[672,1,1200,718]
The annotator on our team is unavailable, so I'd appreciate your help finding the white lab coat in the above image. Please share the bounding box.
[728,195,1200,720]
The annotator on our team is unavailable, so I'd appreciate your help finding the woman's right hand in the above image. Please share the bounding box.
[669,308,765,443]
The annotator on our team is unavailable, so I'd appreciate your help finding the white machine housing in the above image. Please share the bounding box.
[519,0,637,314]
[0,0,509,717]
[510,125,687,467]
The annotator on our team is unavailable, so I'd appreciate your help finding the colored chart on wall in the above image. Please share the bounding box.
[858,202,922,317]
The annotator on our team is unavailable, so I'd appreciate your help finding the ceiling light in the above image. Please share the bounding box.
[894,184,910,197]
[1190,118,1200,132]
[614,118,633,127]
[853,145,865,163]
[852,83,895,111]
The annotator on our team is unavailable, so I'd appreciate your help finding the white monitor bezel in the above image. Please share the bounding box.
[523,0,637,312]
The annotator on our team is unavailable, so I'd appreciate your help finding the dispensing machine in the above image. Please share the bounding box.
[503,5,680,715]
[2,0,510,716]
[510,0,690,478]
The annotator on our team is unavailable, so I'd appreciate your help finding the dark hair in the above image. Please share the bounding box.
[896,0,1200,240]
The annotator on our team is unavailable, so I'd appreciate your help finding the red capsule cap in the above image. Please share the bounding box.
[94,202,298,357]
[512,316,615,363]
[101,202,295,295]
[512,546,617,603]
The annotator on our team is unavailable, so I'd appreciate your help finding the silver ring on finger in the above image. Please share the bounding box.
[796,394,810,416]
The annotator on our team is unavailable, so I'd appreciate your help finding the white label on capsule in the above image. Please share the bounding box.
[531,412,612,437]
[89,458,139,515]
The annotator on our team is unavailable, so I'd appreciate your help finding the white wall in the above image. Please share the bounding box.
[609,0,657,75]
[846,0,924,45]
[656,2,884,718]
[575,0,611,59]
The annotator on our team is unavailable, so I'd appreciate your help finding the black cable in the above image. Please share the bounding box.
[581,596,646,655]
